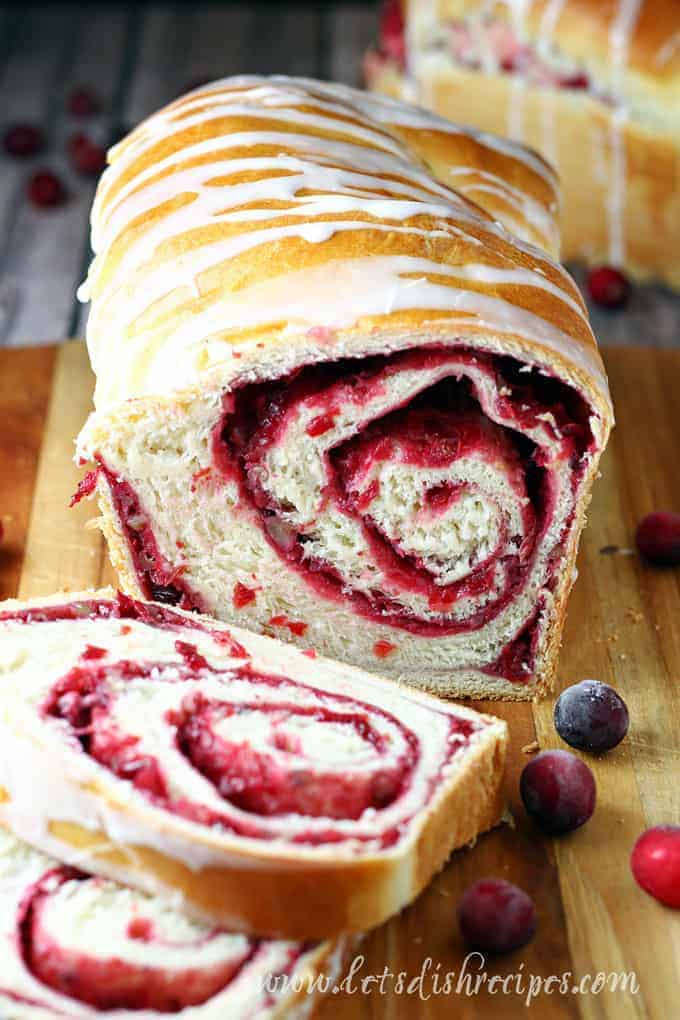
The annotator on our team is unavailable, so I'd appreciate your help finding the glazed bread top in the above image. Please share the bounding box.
[408,1,680,128]
[78,75,611,430]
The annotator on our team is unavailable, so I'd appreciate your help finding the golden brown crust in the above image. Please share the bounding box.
[78,76,609,412]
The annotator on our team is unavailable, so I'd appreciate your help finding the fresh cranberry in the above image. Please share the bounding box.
[520,750,596,834]
[70,134,107,176]
[587,266,631,308]
[67,86,101,117]
[631,826,680,908]
[635,511,680,566]
[554,680,629,752]
[68,131,87,155]
[27,170,66,208]
[379,0,406,67]
[458,879,537,954]
[3,123,44,157]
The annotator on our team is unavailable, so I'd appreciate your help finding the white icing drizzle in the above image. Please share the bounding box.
[448,166,557,245]
[654,30,680,68]
[537,0,568,61]
[77,75,608,413]
[537,0,568,165]
[607,0,642,266]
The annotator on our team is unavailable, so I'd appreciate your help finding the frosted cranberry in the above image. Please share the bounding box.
[3,123,44,157]
[520,750,595,834]
[635,511,680,566]
[27,170,66,208]
[631,826,680,908]
[67,86,101,117]
[587,266,631,308]
[458,879,536,954]
[554,679,629,752]
[71,134,107,175]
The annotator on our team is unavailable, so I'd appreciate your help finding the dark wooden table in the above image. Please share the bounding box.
[0,2,679,351]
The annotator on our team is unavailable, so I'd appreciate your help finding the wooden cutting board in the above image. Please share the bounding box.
[1,341,678,1019]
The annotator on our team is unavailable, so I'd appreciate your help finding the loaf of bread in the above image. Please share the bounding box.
[0,589,507,939]
[74,75,613,699]
[367,1,680,288]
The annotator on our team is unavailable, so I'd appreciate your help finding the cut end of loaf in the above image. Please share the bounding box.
[73,75,612,701]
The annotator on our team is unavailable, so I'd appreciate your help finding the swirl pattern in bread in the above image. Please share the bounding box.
[0,589,507,939]
[75,75,613,699]
[0,828,348,1020]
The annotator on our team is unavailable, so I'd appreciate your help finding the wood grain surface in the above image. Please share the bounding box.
[0,341,678,1018]
[0,3,679,351]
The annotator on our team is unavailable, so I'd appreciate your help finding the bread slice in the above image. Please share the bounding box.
[0,827,351,1020]
[0,588,507,940]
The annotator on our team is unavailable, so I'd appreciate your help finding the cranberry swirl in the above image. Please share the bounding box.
[0,830,330,1018]
[216,348,592,656]
[42,632,477,848]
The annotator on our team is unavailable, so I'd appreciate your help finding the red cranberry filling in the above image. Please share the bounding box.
[175,693,415,820]
[211,346,592,680]
[95,468,206,615]
[67,345,594,685]
[333,405,536,610]
[444,17,599,96]
[375,7,597,97]
[40,649,471,845]
[0,592,247,660]
[20,869,258,1012]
